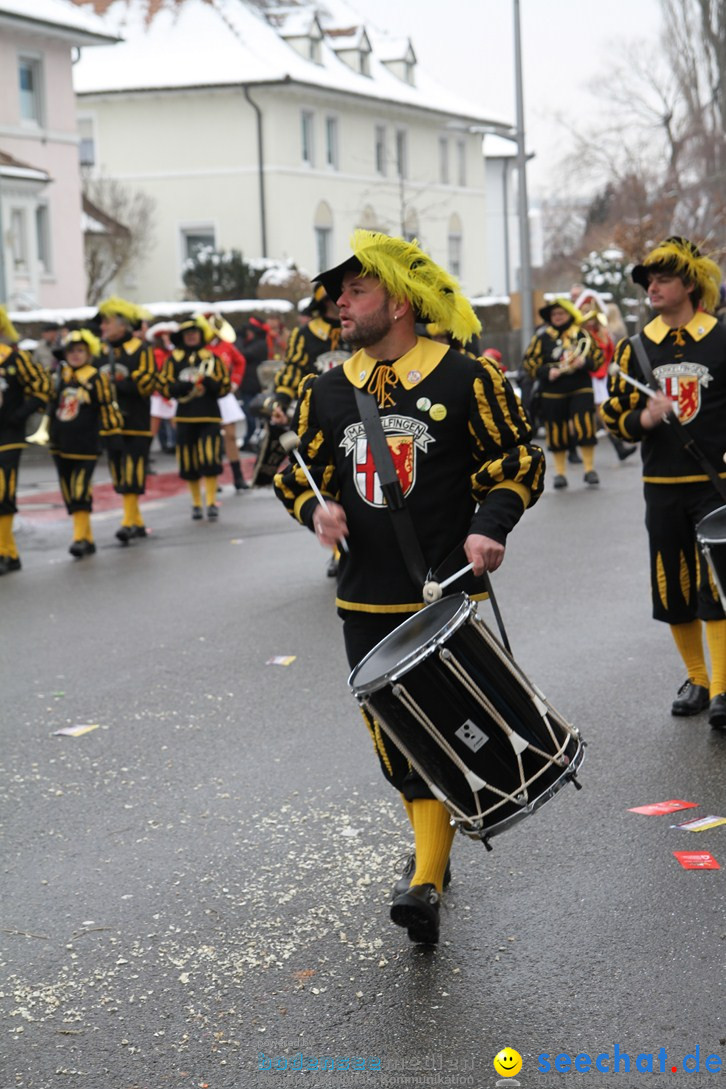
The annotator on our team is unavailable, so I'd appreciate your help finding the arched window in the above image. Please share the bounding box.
[358,204,378,230]
[314,201,333,270]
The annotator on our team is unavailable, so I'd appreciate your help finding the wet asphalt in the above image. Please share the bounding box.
[1,441,725,1089]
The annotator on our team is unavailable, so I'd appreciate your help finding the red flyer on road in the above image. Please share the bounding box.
[673,851,720,870]
[628,799,699,816]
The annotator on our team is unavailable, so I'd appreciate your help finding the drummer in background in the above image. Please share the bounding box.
[0,306,50,575]
[274,231,545,944]
[97,296,156,544]
[601,236,726,729]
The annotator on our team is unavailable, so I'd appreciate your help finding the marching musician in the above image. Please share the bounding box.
[97,296,156,544]
[523,297,603,489]
[204,312,249,493]
[0,306,50,575]
[601,236,726,729]
[47,329,124,558]
[157,315,230,520]
[274,231,545,944]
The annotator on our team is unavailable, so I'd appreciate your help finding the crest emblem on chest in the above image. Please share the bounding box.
[340,414,434,508]
[653,362,712,424]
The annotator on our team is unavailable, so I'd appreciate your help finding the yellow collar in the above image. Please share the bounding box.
[63,363,96,382]
[343,337,449,389]
[644,312,717,344]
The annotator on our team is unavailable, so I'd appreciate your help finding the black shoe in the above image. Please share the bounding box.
[326,555,339,578]
[614,439,637,462]
[708,692,726,729]
[671,679,710,717]
[390,883,440,944]
[191,506,203,521]
[235,480,249,492]
[0,556,8,576]
[5,555,21,572]
[568,449,583,464]
[115,526,134,544]
[553,474,568,489]
[69,540,96,558]
[392,853,452,899]
[207,504,219,520]
[583,469,600,486]
[131,525,148,539]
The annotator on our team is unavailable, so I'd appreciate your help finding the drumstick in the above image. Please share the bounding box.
[279,431,349,553]
[608,362,659,398]
[422,562,474,603]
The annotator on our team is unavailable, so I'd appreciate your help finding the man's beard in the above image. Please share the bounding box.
[345,304,393,349]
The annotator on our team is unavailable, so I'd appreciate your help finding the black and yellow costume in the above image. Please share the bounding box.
[275,337,545,794]
[254,307,345,488]
[602,312,726,624]
[602,235,726,726]
[523,308,603,456]
[158,320,230,516]
[49,336,124,555]
[0,336,50,572]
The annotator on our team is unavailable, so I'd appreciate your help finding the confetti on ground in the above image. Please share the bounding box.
[53,724,100,738]
[672,815,726,832]
[266,656,296,666]
[628,799,699,816]
[673,851,720,870]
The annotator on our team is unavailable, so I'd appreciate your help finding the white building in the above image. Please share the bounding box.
[72,0,507,302]
[0,0,117,309]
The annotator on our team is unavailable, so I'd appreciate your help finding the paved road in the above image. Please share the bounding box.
[2,442,725,1089]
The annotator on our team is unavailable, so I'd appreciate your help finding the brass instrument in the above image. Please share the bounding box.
[553,329,592,375]
[26,414,51,446]
[177,356,216,403]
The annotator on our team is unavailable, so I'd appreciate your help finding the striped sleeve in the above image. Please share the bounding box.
[273,373,340,528]
[600,339,648,442]
[468,359,545,540]
[130,343,156,396]
[17,349,51,404]
[274,327,309,405]
[95,372,124,435]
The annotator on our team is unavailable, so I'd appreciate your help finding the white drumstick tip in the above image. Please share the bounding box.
[279,430,300,454]
[422,580,442,603]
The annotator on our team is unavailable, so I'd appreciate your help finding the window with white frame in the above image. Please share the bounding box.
[18,56,43,124]
[314,201,333,271]
[78,117,96,167]
[448,214,463,278]
[457,139,467,187]
[301,110,315,165]
[396,129,408,180]
[439,137,449,184]
[375,125,387,175]
[181,226,216,264]
[325,116,339,169]
[10,208,28,271]
[36,205,52,274]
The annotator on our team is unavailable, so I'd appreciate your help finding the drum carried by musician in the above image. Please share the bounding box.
[275,231,584,945]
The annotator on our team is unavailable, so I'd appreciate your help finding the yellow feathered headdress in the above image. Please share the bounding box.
[172,314,215,346]
[538,296,583,326]
[632,237,723,314]
[0,305,19,343]
[64,328,102,358]
[315,230,481,344]
[97,295,149,327]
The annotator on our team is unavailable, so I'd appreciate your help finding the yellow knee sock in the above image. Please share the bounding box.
[204,476,217,507]
[71,511,85,541]
[189,480,202,506]
[130,495,144,527]
[670,620,709,688]
[80,510,93,541]
[553,451,567,476]
[409,799,455,892]
[705,619,726,696]
[400,796,415,829]
[582,447,595,472]
[121,494,135,527]
[0,514,13,554]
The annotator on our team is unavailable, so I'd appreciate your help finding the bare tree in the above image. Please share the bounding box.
[82,173,156,304]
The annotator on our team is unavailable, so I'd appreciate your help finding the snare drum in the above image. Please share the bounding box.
[696,503,726,610]
[349,593,584,847]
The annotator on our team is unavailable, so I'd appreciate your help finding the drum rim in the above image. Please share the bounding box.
[348,592,476,695]
[696,503,726,540]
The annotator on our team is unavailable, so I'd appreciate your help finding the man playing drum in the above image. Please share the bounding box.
[274,231,545,943]
[602,237,726,729]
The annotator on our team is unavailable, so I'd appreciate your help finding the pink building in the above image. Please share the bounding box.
[0,0,116,309]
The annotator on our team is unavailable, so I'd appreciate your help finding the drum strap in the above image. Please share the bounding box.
[630,334,726,501]
[353,387,429,588]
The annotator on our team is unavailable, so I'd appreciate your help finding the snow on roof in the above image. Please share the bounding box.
[0,0,119,45]
[0,150,51,183]
[8,298,294,324]
[73,0,498,124]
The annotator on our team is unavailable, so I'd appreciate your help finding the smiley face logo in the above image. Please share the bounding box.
[493,1047,522,1078]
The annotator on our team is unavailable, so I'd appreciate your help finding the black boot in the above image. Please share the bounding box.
[231,460,248,492]
[608,434,637,462]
